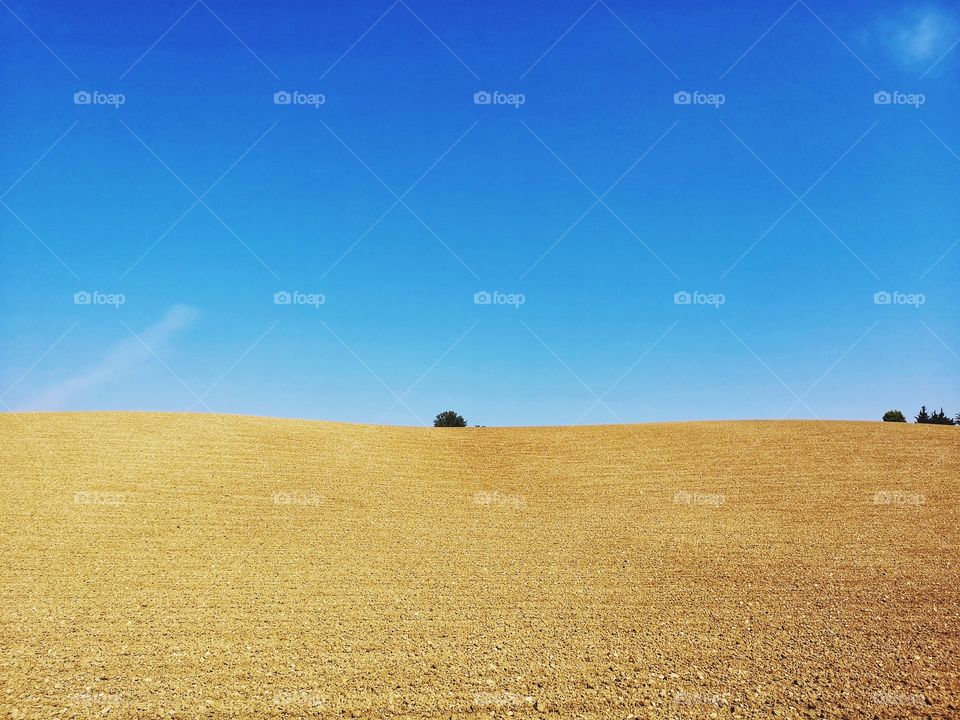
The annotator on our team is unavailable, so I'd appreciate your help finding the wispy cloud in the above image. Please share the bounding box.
[873,6,958,67]
[21,305,199,410]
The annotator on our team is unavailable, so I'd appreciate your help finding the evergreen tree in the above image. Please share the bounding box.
[929,408,955,425]
[915,405,931,423]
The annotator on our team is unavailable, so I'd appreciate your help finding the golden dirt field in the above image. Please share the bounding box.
[1,413,958,719]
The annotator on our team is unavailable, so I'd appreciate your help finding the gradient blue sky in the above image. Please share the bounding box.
[1,0,957,425]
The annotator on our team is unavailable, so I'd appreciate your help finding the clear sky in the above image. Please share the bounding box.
[1,0,957,425]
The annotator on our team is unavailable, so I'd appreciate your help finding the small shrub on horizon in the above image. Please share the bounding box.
[433,410,467,427]
[882,410,906,422]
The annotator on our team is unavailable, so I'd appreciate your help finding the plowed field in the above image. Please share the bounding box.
[1,413,957,718]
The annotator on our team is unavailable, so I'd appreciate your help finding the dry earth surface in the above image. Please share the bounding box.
[0,413,958,719]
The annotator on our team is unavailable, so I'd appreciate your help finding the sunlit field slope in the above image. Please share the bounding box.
[1,413,957,719]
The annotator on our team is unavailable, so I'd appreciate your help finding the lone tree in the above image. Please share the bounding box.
[433,410,467,427]
[882,410,906,422]
[915,405,931,423]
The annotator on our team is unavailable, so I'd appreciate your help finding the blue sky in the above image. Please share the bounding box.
[1,0,957,425]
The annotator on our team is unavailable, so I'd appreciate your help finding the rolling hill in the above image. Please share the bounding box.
[1,413,957,718]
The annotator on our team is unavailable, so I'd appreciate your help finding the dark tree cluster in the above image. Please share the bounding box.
[883,406,957,425]
[433,410,467,427]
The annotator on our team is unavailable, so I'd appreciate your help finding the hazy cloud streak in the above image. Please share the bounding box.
[21,305,199,410]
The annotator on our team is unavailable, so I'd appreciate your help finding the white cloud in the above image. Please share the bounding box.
[876,7,958,66]
[22,304,199,410]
